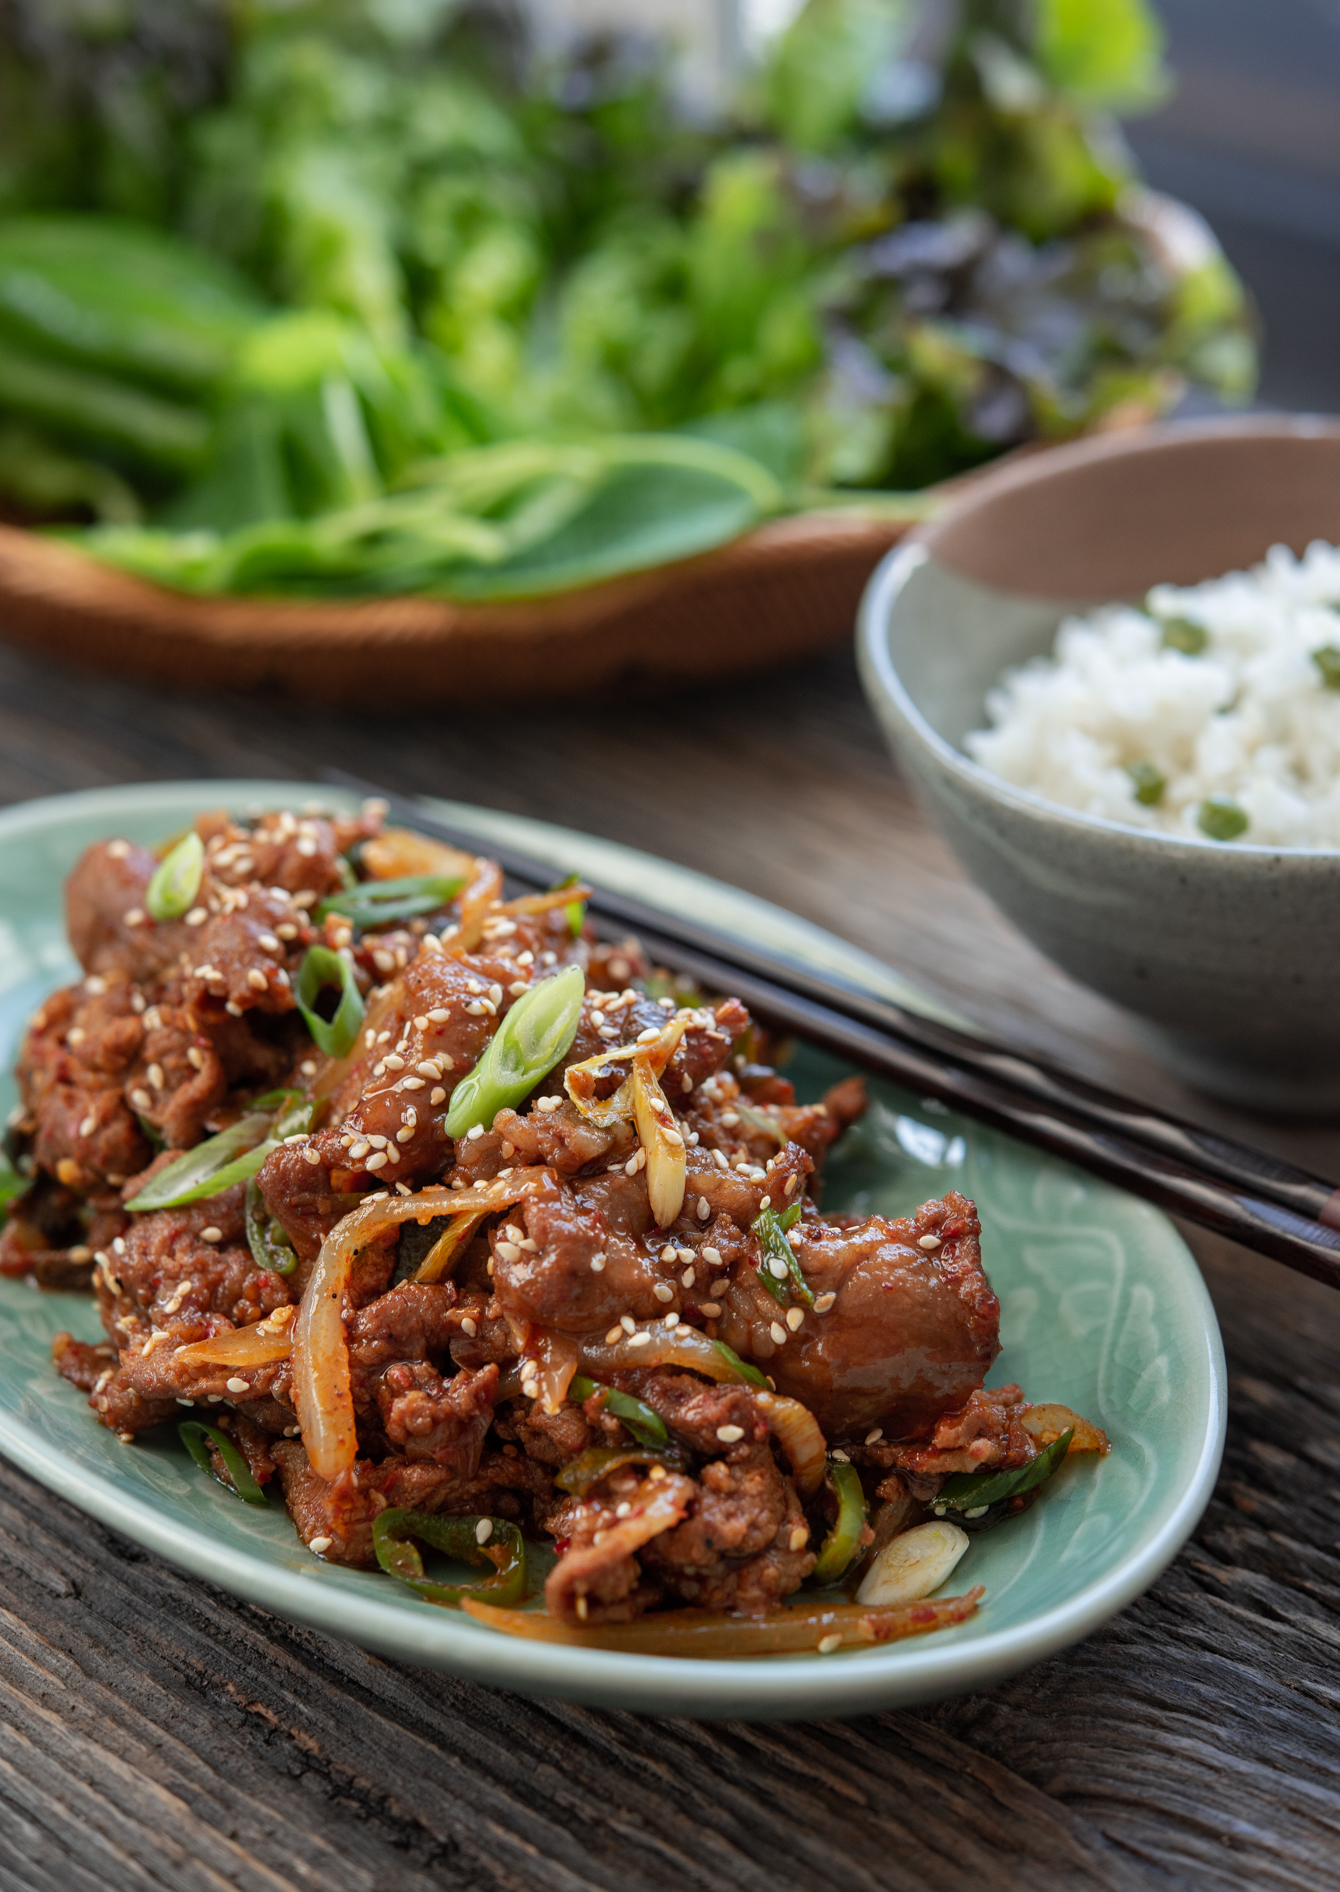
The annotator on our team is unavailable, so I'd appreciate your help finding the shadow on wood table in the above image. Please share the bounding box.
[0,636,1336,1892]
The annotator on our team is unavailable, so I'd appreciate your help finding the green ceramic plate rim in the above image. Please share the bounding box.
[0,780,1226,1720]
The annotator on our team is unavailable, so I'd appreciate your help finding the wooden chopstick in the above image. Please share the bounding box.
[326,774,1340,1292]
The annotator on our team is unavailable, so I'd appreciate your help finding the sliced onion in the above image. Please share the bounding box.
[174,1324,294,1369]
[632,1061,686,1228]
[754,1389,826,1495]
[461,1587,985,1656]
[578,1319,754,1386]
[528,1327,581,1413]
[499,885,591,918]
[295,1173,556,1481]
[565,1015,688,1143]
[446,857,504,954]
[1020,1403,1109,1454]
[360,829,476,884]
[413,1210,486,1283]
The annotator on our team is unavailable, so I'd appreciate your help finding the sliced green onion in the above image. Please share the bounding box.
[178,1419,268,1505]
[245,1176,297,1275]
[146,830,204,921]
[753,1203,814,1308]
[445,963,584,1137]
[125,1110,274,1210]
[372,1508,526,1606]
[569,1374,669,1451]
[1157,615,1208,656]
[934,1427,1074,1516]
[314,872,465,930]
[295,945,365,1057]
[1313,645,1340,690]
[1197,795,1248,842]
[1126,759,1166,807]
[550,872,585,939]
[0,1156,27,1225]
[811,1459,868,1584]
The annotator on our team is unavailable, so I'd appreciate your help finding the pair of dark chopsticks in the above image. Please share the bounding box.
[325,773,1340,1293]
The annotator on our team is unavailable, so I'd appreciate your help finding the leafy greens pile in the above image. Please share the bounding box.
[0,0,1255,603]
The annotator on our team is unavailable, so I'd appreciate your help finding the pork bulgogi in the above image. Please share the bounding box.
[2,803,1106,1656]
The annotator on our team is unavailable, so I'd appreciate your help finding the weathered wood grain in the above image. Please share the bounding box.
[0,635,1338,1891]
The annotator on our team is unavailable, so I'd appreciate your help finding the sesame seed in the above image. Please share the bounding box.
[698,1302,721,1318]
[769,1321,787,1345]
[300,1058,317,1076]
[365,1152,388,1170]
[78,1113,96,1138]
[681,1266,695,1287]
[590,1009,606,1028]
[653,1282,674,1303]
[384,1053,405,1071]
[226,1001,243,1017]
[475,1518,493,1545]
[865,1427,884,1444]
[660,1244,677,1263]
[831,1448,850,1463]
[129,1088,152,1111]
[495,1241,521,1263]
[701,1246,723,1266]
[712,1150,729,1171]
[465,1123,484,1140]
[108,840,130,859]
[225,1376,248,1394]
[716,1424,744,1443]
[427,1008,451,1023]
[624,1156,639,1177]
[396,1126,414,1143]
[416,1060,441,1079]
[696,1197,709,1220]
[309,1536,333,1555]
[349,1141,370,1160]
[628,1332,651,1348]
[258,932,281,953]
[784,1174,799,1197]
[465,1000,486,1016]
[620,1314,636,1334]
[124,908,145,928]
[789,1525,809,1551]
[767,1256,788,1279]
[184,907,207,927]
[605,1326,623,1344]
[247,968,268,991]
[786,1307,805,1331]
[536,1095,562,1112]
[201,1226,223,1243]
[590,1255,606,1273]
[113,1237,126,1255]
[814,1292,837,1313]
[636,1027,661,1044]
[615,1501,632,1519]
[460,1317,478,1338]
[818,1634,842,1655]
[919,1234,941,1250]
[430,1085,448,1105]
[759,1195,771,1211]
[303,1146,322,1166]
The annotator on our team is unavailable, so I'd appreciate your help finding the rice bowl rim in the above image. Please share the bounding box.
[858,416,1340,864]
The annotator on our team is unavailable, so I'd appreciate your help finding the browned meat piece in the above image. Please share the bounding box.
[454,1100,630,1183]
[52,1333,116,1392]
[640,1447,814,1612]
[18,981,153,1191]
[178,885,301,1020]
[585,936,652,991]
[198,808,355,898]
[0,1172,125,1289]
[716,1191,999,1440]
[253,1138,365,1266]
[615,1369,765,1455]
[544,1467,695,1625]
[99,1179,267,1315]
[65,840,188,983]
[374,1360,497,1467]
[493,1396,598,1465]
[866,1383,1038,1477]
[120,1003,226,1149]
[110,1317,295,1411]
[346,1282,460,1406]
[274,1439,554,1566]
[491,1178,669,1333]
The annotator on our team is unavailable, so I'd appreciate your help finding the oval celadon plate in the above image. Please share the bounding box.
[0,781,1225,1720]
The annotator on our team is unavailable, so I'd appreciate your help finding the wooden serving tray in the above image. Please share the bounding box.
[0,510,911,706]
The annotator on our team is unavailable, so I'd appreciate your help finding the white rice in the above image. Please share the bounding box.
[966,540,1340,847]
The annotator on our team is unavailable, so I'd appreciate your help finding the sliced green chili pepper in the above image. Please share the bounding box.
[372,1508,526,1606]
[1126,759,1166,807]
[295,944,365,1057]
[1313,645,1340,690]
[569,1374,669,1451]
[178,1420,268,1505]
[145,830,204,921]
[810,1459,868,1584]
[314,872,465,929]
[245,1176,297,1275]
[445,962,584,1137]
[753,1202,814,1308]
[1197,795,1248,842]
[555,1445,674,1497]
[933,1427,1074,1516]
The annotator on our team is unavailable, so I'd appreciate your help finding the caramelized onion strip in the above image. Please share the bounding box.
[578,1320,755,1386]
[754,1390,827,1496]
[174,1325,294,1369]
[413,1211,487,1283]
[461,1588,985,1657]
[296,1173,556,1481]
[631,1060,686,1228]
[446,857,505,955]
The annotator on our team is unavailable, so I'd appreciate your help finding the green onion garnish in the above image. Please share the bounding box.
[178,1419,268,1505]
[1313,645,1340,690]
[711,1338,768,1388]
[295,945,365,1057]
[146,831,204,921]
[1197,795,1249,842]
[1126,760,1166,806]
[752,1202,813,1308]
[125,1091,314,1211]
[444,963,584,1136]
[314,873,465,930]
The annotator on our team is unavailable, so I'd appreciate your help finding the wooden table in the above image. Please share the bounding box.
[0,634,1336,1892]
